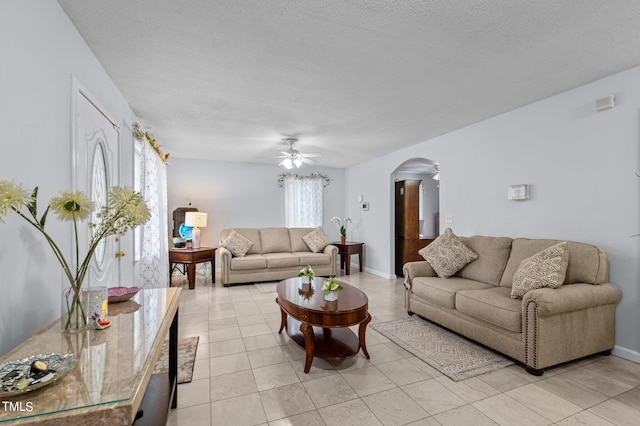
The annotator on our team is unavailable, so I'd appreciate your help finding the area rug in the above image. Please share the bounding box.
[372,317,513,381]
[254,282,279,293]
[153,336,199,384]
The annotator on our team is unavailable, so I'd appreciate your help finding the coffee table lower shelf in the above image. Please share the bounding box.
[285,318,361,361]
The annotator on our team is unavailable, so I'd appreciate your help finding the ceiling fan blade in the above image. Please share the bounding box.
[301,152,322,158]
[301,157,316,165]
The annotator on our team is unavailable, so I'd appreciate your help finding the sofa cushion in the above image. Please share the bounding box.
[263,253,299,268]
[221,230,254,257]
[500,239,606,287]
[220,228,262,254]
[289,228,314,252]
[296,252,332,266]
[510,242,569,299]
[229,254,267,270]
[303,227,332,253]
[456,287,522,333]
[457,236,512,286]
[260,228,292,253]
[411,277,492,309]
[419,228,478,278]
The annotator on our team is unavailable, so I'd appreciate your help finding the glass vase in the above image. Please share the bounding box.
[62,286,89,333]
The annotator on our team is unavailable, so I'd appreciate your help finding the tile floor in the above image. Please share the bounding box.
[167,270,640,426]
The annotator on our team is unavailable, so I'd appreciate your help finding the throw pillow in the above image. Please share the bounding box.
[419,228,478,278]
[302,227,332,253]
[510,242,569,299]
[221,230,253,257]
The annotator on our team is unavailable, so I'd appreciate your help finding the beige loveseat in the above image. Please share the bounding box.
[403,235,622,375]
[219,227,338,286]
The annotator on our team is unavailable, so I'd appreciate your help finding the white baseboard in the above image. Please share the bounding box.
[362,266,396,280]
[612,345,640,363]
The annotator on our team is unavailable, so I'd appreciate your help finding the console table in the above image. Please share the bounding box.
[0,287,181,425]
[169,247,216,289]
[332,241,364,275]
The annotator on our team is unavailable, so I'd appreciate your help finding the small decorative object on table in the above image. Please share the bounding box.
[0,181,150,333]
[173,237,186,248]
[298,265,315,288]
[331,216,352,244]
[322,276,343,301]
[89,287,109,329]
[108,286,140,303]
[91,313,111,330]
[0,353,75,397]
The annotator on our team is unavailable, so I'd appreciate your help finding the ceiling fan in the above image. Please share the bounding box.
[275,138,321,169]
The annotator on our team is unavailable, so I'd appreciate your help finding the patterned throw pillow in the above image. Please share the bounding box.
[221,230,253,257]
[419,228,478,278]
[302,227,332,253]
[510,242,569,299]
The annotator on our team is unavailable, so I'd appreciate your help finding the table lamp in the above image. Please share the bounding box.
[184,212,208,249]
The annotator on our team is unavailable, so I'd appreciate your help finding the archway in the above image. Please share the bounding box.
[390,158,440,277]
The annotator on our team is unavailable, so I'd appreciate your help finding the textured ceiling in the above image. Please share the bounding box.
[57,0,640,169]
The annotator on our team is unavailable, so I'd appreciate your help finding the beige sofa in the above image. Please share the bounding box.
[403,236,622,375]
[219,227,338,286]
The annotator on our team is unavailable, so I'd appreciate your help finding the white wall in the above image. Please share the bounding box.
[0,1,139,356]
[167,158,345,261]
[346,66,640,362]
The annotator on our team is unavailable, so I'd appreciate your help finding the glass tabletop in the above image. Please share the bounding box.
[0,287,180,423]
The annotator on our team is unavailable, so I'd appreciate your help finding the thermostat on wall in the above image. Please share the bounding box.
[508,184,529,201]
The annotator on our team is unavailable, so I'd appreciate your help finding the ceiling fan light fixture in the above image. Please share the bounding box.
[283,157,294,169]
[294,155,303,168]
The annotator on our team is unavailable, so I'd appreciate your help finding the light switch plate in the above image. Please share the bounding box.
[508,184,529,201]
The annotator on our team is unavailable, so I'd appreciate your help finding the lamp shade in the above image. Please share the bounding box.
[184,212,208,228]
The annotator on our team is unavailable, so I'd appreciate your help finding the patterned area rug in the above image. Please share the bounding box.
[153,336,199,384]
[254,282,279,293]
[372,317,513,381]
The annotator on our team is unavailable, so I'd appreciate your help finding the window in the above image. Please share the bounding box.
[280,173,330,227]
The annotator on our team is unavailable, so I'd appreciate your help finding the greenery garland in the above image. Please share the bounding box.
[133,122,170,164]
[277,173,331,188]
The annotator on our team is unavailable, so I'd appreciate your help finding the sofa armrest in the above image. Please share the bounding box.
[219,247,233,284]
[323,244,338,256]
[402,261,436,290]
[523,282,622,316]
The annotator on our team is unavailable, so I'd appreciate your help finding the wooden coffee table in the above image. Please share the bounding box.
[276,277,371,373]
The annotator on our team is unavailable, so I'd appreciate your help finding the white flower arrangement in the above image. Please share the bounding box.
[330,216,352,237]
[322,277,343,295]
[298,265,315,279]
[0,180,150,331]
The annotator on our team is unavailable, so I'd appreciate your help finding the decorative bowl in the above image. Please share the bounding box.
[0,353,75,397]
[108,286,140,303]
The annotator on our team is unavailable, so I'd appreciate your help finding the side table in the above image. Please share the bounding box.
[332,241,364,275]
[169,247,216,289]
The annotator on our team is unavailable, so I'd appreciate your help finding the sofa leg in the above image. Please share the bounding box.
[407,310,414,316]
[600,349,613,356]
[525,366,544,376]
[223,283,230,287]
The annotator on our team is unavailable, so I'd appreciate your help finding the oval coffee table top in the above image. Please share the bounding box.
[276,277,368,317]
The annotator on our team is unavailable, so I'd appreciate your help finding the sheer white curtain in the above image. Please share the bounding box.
[284,175,323,227]
[138,140,169,288]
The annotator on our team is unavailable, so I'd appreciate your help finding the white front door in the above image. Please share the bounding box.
[72,79,120,288]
